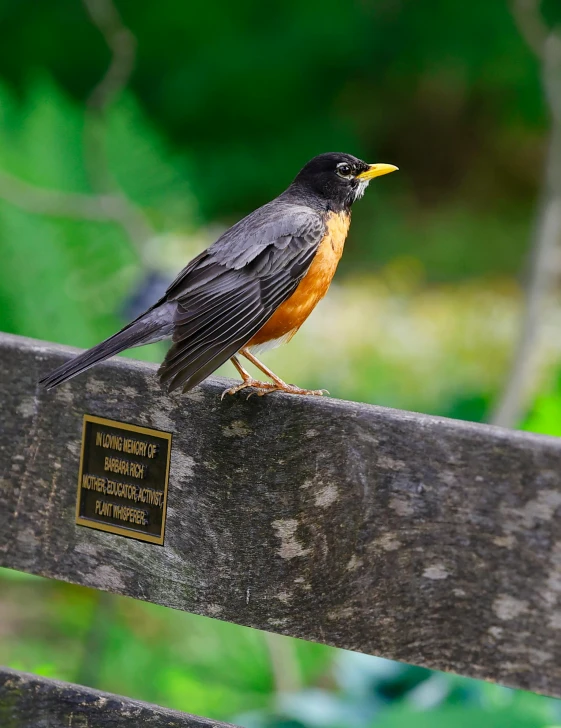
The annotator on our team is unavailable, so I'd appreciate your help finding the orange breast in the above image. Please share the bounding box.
[248,210,350,349]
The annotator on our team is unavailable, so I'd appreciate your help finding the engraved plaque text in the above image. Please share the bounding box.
[76,415,172,544]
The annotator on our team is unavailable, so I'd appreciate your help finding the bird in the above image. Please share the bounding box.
[40,152,398,398]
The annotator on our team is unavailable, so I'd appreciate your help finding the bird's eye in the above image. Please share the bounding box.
[336,163,353,179]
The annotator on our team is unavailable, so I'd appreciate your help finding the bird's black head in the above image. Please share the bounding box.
[290,152,398,212]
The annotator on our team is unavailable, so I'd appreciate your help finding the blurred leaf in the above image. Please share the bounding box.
[372,706,548,728]
[0,567,42,582]
[524,376,561,437]
[0,77,198,350]
[106,95,198,226]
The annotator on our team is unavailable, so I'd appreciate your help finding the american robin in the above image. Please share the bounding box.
[40,153,397,397]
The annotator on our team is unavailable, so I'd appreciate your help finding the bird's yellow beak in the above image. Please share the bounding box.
[356,163,399,181]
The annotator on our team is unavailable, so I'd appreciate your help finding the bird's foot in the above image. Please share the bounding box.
[232,350,329,397]
[221,379,279,399]
[221,379,328,399]
[266,382,329,397]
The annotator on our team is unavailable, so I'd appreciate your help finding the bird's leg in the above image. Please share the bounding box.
[221,355,278,399]
[240,349,328,397]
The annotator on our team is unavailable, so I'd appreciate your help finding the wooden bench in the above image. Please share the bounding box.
[2,331,561,725]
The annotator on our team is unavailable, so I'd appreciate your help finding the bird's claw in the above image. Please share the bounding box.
[274,385,329,396]
[221,379,277,399]
[221,381,329,399]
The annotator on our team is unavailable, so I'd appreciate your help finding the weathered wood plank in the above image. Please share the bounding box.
[1,332,561,696]
[0,667,235,727]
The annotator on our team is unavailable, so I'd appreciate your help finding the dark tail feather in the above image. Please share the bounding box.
[39,308,172,390]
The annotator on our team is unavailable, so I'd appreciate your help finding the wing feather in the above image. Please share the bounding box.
[163,296,261,372]
[158,204,325,392]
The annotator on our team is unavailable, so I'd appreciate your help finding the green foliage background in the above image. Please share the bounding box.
[1,1,561,726]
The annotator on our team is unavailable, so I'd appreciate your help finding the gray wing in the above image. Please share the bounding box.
[158,202,325,392]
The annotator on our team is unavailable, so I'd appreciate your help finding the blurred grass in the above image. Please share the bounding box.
[0,570,329,720]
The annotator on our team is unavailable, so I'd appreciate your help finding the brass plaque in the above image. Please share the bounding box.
[76,415,172,544]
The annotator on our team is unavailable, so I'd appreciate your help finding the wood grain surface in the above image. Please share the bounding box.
[0,667,235,727]
[2,332,561,696]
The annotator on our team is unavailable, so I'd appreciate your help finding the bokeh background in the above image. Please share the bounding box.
[2,0,561,725]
